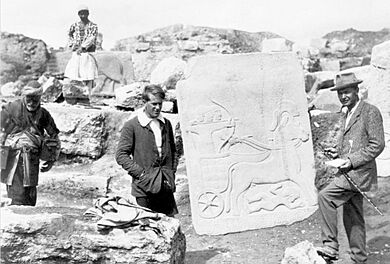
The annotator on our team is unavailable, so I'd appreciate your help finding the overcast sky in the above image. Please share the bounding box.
[1,0,390,50]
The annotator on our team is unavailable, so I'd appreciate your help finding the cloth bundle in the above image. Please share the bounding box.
[84,196,162,233]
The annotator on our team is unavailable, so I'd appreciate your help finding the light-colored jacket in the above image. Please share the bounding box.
[335,101,385,191]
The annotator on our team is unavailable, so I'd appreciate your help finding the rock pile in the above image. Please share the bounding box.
[1,206,186,264]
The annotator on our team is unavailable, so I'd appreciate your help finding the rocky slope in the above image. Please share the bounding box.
[321,27,390,58]
[113,24,290,81]
[0,32,49,85]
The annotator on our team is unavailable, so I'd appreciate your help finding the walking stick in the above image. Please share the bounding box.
[319,144,384,216]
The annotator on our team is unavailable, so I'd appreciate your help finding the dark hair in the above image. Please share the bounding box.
[142,84,165,101]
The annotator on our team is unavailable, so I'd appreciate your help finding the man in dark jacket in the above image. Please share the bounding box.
[316,72,385,263]
[1,81,60,205]
[115,85,178,216]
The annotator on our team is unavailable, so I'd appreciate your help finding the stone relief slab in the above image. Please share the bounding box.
[177,53,318,235]
[366,67,390,177]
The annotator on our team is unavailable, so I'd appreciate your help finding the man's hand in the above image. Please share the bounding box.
[339,158,352,172]
[40,160,55,172]
[76,47,83,55]
[324,147,339,158]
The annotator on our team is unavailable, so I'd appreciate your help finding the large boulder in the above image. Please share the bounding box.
[0,32,49,85]
[1,206,186,264]
[150,57,186,89]
[48,51,135,96]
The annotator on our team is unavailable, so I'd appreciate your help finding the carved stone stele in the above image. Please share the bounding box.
[177,52,318,235]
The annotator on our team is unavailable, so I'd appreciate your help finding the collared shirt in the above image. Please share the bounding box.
[137,110,165,156]
[345,99,361,129]
[68,20,98,51]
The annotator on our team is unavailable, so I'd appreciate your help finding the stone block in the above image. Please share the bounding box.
[281,240,326,264]
[1,206,185,264]
[371,40,390,69]
[262,38,291,52]
[320,58,340,72]
[177,52,317,235]
[44,103,107,159]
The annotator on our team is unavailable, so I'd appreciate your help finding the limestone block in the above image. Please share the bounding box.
[340,56,364,71]
[371,40,390,69]
[262,38,291,52]
[150,57,186,89]
[320,58,340,72]
[0,82,18,96]
[305,71,336,93]
[0,206,186,264]
[136,42,151,52]
[40,76,63,103]
[44,103,106,159]
[364,66,390,176]
[281,240,326,264]
[114,82,144,109]
[177,53,318,235]
[309,89,341,112]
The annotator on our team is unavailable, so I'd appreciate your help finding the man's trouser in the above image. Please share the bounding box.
[6,157,37,206]
[318,180,367,263]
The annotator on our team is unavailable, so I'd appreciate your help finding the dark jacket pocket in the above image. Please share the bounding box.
[137,167,163,194]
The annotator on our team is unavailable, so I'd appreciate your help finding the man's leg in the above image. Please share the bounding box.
[343,192,367,263]
[6,161,31,205]
[317,181,356,257]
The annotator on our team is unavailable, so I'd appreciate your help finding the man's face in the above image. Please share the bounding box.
[78,10,89,21]
[24,95,41,112]
[144,93,163,118]
[337,86,359,109]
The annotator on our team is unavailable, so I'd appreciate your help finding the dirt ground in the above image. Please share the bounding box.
[32,155,390,264]
[175,174,390,264]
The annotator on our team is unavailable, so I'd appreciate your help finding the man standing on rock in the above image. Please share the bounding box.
[1,81,60,206]
[317,72,385,263]
[115,85,179,217]
[64,4,98,98]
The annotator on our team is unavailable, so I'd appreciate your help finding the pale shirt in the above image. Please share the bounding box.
[137,109,165,156]
[344,99,361,129]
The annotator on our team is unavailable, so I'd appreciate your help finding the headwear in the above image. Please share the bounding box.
[77,4,89,13]
[330,72,363,91]
[22,80,43,96]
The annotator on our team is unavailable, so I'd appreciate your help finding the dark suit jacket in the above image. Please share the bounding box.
[115,115,177,197]
[334,101,385,191]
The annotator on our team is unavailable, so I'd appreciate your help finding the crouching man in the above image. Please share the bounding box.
[1,81,60,206]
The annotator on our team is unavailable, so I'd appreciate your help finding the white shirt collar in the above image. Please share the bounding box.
[137,108,165,127]
[348,99,361,116]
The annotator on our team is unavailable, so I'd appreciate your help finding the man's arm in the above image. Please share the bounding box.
[347,105,385,168]
[41,110,61,172]
[67,23,77,51]
[115,122,144,178]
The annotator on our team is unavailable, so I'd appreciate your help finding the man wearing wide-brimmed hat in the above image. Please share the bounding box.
[64,4,98,99]
[0,81,60,206]
[316,72,385,263]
